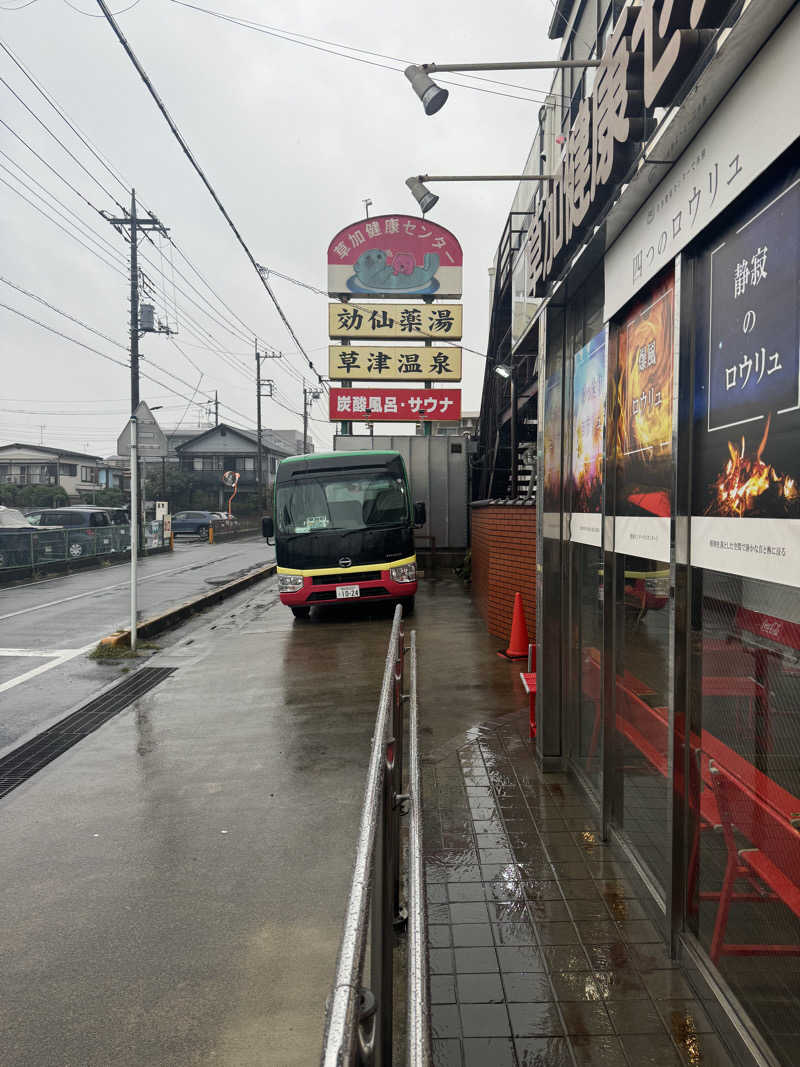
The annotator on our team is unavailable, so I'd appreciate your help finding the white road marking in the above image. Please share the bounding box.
[0,641,97,694]
[0,648,78,657]
[0,552,247,623]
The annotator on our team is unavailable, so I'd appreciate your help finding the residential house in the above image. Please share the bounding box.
[0,443,103,502]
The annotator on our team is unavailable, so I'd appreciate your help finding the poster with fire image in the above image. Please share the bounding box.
[615,278,675,563]
[542,369,563,539]
[691,177,800,588]
[570,330,606,547]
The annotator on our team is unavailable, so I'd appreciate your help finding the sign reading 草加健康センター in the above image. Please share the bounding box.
[328,302,462,341]
[329,388,461,423]
[524,0,741,302]
[691,177,800,589]
[329,345,461,382]
[327,215,462,298]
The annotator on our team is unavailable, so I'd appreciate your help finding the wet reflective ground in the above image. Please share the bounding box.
[424,724,735,1066]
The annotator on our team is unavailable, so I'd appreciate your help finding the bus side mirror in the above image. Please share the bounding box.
[413,502,426,528]
[262,516,274,540]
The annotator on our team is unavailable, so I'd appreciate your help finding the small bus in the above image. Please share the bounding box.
[262,450,425,619]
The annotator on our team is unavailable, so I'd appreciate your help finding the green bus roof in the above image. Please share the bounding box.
[279,450,400,464]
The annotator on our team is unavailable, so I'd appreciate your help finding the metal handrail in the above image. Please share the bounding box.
[321,605,403,1066]
[321,605,431,1066]
[407,630,432,1066]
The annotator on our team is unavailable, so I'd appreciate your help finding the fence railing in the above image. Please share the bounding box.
[321,605,431,1067]
[0,521,166,571]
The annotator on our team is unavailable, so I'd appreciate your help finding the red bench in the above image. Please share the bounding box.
[708,760,800,962]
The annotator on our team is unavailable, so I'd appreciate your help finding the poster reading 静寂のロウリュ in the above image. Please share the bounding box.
[691,177,800,588]
[570,330,607,547]
[614,277,675,563]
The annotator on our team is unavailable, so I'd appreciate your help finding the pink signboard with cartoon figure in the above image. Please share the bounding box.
[327,214,463,298]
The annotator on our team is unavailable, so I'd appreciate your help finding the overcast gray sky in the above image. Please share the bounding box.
[1,0,557,456]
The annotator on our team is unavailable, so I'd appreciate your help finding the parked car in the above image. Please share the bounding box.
[35,507,120,558]
[0,506,64,568]
[172,510,217,537]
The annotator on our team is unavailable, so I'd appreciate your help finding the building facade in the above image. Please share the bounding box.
[0,443,103,502]
[175,423,302,497]
[476,3,800,1064]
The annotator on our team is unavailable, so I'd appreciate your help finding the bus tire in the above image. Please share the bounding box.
[400,596,415,617]
[291,606,310,619]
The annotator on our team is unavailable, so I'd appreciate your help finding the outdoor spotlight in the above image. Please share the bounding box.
[494,364,512,379]
[405,176,439,215]
[404,64,449,116]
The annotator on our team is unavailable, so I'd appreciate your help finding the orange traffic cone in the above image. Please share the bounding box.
[498,593,530,660]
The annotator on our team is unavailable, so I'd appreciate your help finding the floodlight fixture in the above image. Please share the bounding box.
[405,175,439,214]
[404,64,449,116]
[495,364,512,379]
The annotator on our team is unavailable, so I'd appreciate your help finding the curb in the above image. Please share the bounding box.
[100,561,277,647]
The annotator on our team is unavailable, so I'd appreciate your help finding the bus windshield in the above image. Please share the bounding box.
[276,470,409,535]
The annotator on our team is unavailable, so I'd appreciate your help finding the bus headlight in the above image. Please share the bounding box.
[390,563,416,584]
[278,573,304,593]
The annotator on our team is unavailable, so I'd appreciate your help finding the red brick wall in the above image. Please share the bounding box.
[471,504,536,643]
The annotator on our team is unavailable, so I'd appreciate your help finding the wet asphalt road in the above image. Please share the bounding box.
[0,536,273,750]
[0,578,516,1066]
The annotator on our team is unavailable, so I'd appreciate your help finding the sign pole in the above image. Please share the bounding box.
[129,415,138,653]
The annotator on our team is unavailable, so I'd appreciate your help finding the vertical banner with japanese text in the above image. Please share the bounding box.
[615,277,675,563]
[542,370,563,540]
[691,176,800,587]
[570,330,607,547]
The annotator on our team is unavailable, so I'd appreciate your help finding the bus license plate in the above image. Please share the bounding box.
[336,585,360,599]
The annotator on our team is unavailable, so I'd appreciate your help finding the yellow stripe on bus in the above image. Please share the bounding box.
[277,554,417,578]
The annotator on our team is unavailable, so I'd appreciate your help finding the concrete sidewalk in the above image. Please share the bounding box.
[422,718,732,1065]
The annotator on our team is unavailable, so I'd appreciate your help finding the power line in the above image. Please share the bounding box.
[95,0,325,389]
[0,73,123,207]
[0,171,128,278]
[169,1,568,106]
[0,39,130,201]
[0,300,212,413]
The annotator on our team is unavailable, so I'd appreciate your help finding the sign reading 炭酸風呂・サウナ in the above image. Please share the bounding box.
[329,388,461,423]
[691,177,800,589]
[328,302,462,341]
[327,215,462,298]
[614,277,675,563]
[570,330,607,548]
[524,1,737,301]
[329,345,461,382]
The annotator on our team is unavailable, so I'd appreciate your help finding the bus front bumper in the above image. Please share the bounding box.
[279,571,417,607]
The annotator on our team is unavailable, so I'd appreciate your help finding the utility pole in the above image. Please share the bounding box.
[255,342,278,509]
[103,189,169,415]
[303,381,321,455]
[103,189,169,552]
[214,390,219,426]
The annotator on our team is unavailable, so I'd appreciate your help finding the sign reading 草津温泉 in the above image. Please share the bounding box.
[327,215,462,298]
[690,177,800,589]
[525,0,738,300]
[329,345,461,382]
[328,302,462,341]
[329,388,461,423]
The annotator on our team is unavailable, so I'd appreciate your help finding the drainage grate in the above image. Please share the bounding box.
[0,666,176,800]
